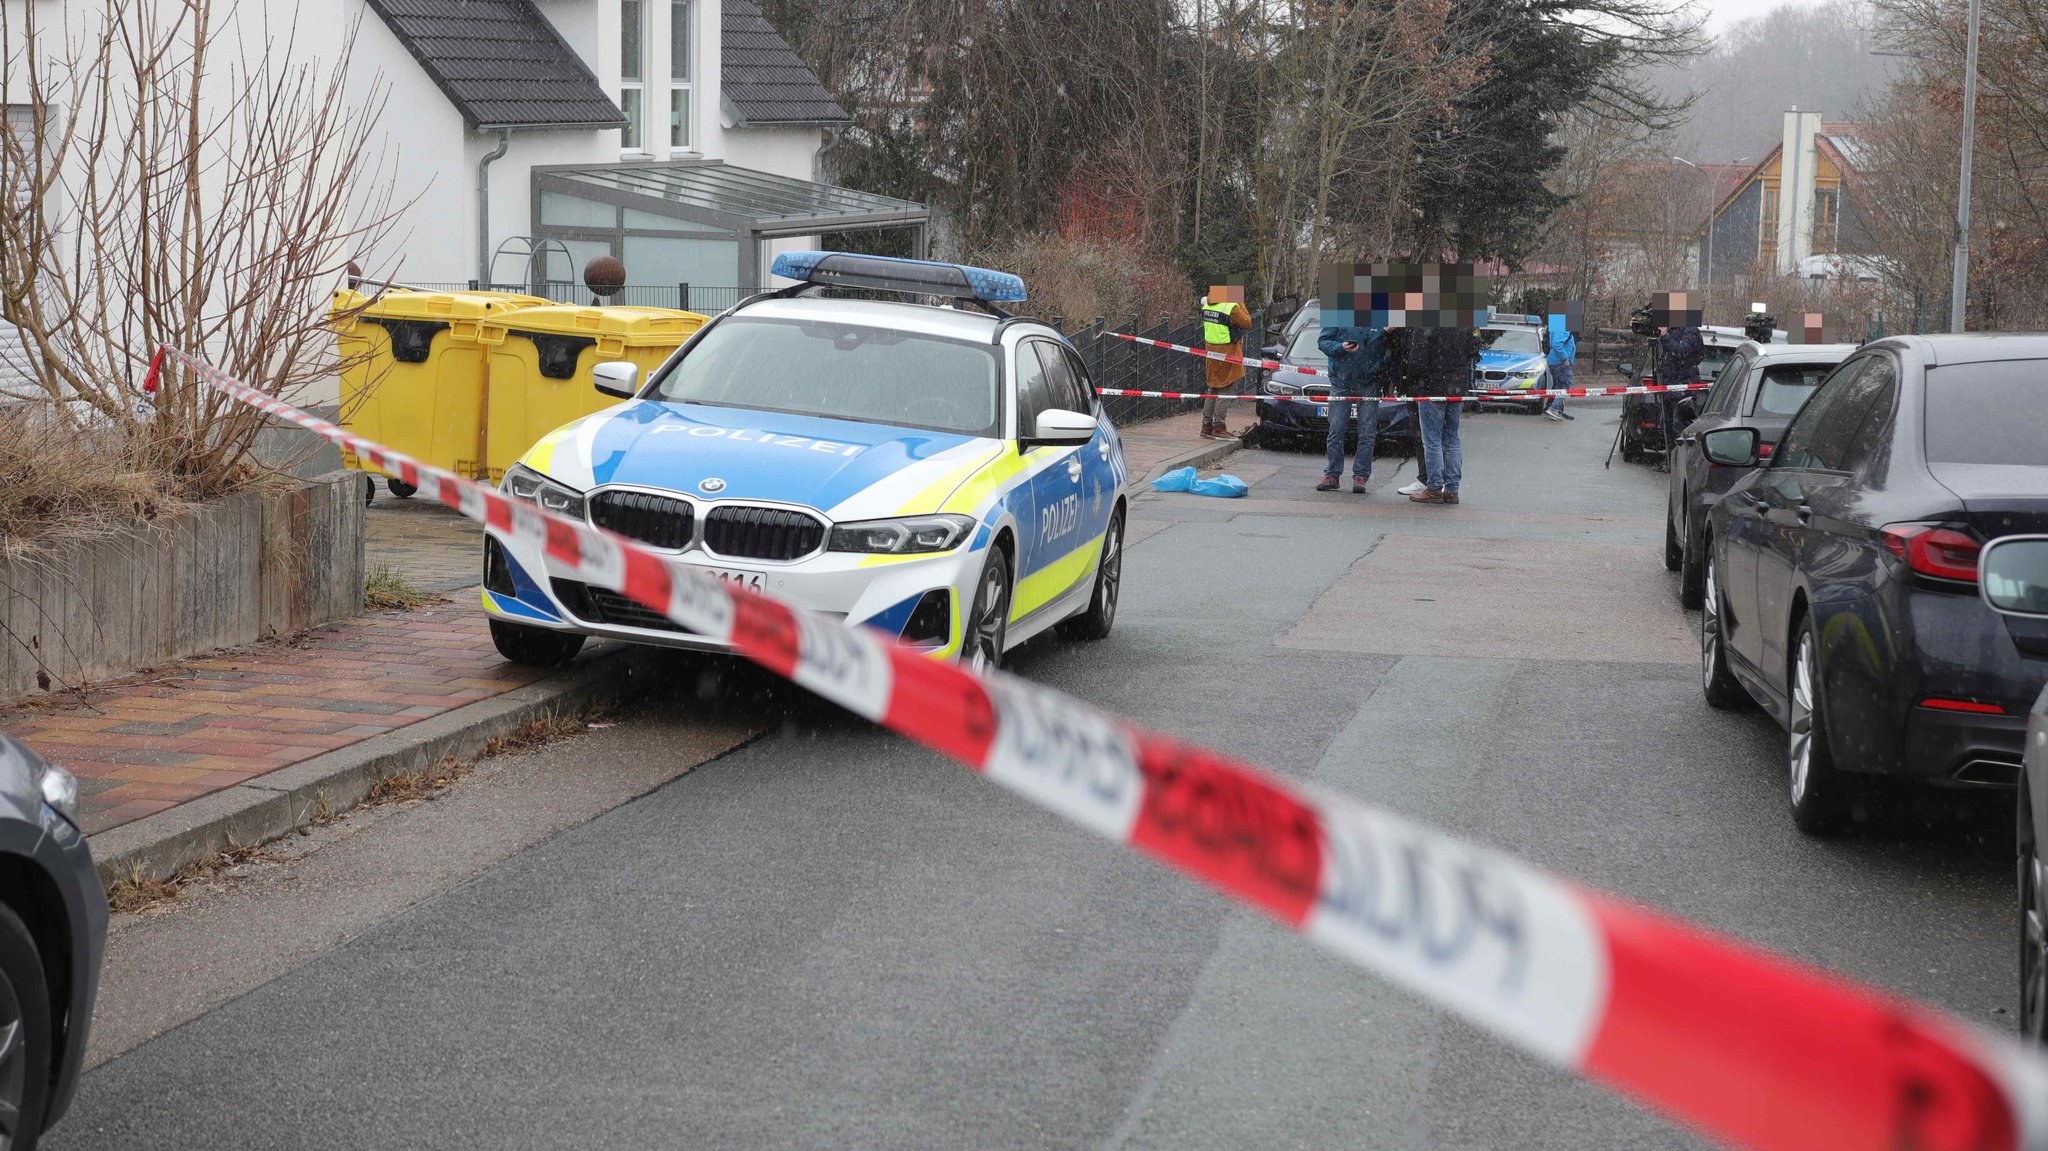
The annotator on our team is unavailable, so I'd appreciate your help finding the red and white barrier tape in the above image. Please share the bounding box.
[1094,383,1711,402]
[1101,330,1709,402]
[169,345,2048,1151]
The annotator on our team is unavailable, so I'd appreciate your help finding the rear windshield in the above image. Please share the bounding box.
[1751,363,1834,418]
[652,317,1001,437]
[1924,361,2048,465]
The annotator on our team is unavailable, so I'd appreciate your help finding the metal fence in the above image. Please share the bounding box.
[381,281,743,314]
[352,282,1260,430]
[1043,310,1269,428]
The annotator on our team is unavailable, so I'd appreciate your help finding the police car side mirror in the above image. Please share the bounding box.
[1024,408,1096,448]
[1617,361,1635,379]
[593,361,639,398]
[1260,345,1284,358]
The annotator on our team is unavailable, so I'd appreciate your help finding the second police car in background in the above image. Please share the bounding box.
[479,253,1128,673]
[1473,314,1550,413]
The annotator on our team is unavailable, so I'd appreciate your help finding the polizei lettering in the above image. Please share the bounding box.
[650,424,863,457]
[1315,812,1531,994]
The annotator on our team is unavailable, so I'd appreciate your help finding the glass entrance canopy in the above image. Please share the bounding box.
[530,161,930,298]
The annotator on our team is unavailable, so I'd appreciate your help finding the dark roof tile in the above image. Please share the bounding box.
[365,0,626,130]
[721,0,850,125]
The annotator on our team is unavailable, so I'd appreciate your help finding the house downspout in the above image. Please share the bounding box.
[477,129,512,287]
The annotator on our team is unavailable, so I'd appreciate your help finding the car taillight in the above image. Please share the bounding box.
[1916,697,2007,715]
[1880,523,1981,583]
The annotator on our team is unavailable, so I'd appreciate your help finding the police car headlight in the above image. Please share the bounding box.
[1265,379,1301,396]
[502,463,587,519]
[828,514,975,554]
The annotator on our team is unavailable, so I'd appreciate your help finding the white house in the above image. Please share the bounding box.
[348,0,929,306]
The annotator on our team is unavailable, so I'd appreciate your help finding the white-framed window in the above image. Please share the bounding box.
[621,0,646,151]
[669,0,693,150]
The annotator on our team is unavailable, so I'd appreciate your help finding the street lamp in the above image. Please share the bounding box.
[1952,0,1982,331]
[1673,155,1714,305]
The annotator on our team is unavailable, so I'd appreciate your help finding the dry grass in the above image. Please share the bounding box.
[362,563,442,611]
[0,405,183,559]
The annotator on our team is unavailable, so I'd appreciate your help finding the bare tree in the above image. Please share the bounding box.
[0,0,404,498]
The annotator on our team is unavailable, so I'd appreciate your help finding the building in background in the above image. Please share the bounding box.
[1695,111,1876,282]
[353,0,927,305]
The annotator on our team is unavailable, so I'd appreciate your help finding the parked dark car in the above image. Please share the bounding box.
[0,732,107,1149]
[1699,334,2048,833]
[1250,325,1414,452]
[1664,341,1856,607]
[1976,535,2048,1043]
[1617,325,1765,463]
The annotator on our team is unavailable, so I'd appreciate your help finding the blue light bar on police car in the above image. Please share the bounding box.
[770,251,1028,304]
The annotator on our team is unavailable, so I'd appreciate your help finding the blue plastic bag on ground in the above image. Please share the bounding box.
[1150,466,1248,498]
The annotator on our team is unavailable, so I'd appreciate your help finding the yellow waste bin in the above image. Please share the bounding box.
[329,288,548,496]
[481,305,708,482]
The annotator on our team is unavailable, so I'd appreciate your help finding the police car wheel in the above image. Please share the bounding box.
[488,619,586,667]
[965,549,1012,674]
[1060,507,1123,642]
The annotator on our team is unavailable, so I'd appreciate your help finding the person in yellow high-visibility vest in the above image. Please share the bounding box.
[1199,284,1253,440]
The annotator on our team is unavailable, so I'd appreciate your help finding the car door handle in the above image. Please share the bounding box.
[1067,458,1083,482]
[1795,504,1812,523]
[1097,441,1111,461]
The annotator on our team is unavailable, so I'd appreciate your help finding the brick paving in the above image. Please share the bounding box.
[5,414,1218,842]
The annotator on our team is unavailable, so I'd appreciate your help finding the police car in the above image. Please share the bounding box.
[480,252,1129,672]
[1474,314,1550,412]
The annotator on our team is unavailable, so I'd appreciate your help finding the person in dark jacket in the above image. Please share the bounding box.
[1315,324,1387,492]
[1404,326,1479,505]
[1653,323,1706,472]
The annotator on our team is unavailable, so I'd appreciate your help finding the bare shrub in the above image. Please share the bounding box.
[0,403,183,558]
[0,0,403,544]
[978,235,1191,327]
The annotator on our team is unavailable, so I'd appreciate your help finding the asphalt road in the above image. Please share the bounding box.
[50,402,2020,1150]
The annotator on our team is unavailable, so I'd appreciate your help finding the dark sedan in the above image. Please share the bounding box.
[0,733,107,1150]
[1699,334,2048,833]
[1664,341,1855,607]
[1977,535,2048,1043]
[1250,326,1413,451]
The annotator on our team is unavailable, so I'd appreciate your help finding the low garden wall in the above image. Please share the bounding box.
[0,470,364,705]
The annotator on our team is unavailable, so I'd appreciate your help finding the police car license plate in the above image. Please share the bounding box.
[706,567,764,592]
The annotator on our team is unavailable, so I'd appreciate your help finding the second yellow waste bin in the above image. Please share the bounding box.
[329,288,548,493]
[482,305,708,482]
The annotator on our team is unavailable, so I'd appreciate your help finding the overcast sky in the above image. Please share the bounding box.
[1703,0,1835,31]
[1700,0,1830,33]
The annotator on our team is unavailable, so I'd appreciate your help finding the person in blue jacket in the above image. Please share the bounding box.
[1543,316,1577,421]
[1316,324,1388,493]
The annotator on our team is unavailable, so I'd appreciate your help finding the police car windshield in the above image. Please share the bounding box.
[1479,328,1542,355]
[653,317,1002,438]
[1287,328,1328,364]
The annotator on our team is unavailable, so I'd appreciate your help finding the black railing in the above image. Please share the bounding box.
[368,281,743,315]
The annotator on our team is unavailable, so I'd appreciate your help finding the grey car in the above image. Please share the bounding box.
[0,733,106,1150]
[1664,341,1857,608]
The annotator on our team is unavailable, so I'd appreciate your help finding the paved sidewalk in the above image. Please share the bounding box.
[6,409,1222,855]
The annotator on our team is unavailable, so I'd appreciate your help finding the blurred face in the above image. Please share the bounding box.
[1208,285,1245,305]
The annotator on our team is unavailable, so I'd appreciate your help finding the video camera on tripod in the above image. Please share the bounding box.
[1743,301,1777,344]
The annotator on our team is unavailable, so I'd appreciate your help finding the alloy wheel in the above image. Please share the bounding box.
[1789,632,1816,804]
[0,1012,22,1150]
[1702,558,1721,692]
[1099,522,1122,629]
[2025,834,2048,1041]
[969,559,1009,673]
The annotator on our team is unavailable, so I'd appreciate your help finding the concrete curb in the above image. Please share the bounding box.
[1130,434,1245,494]
[87,645,642,887]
